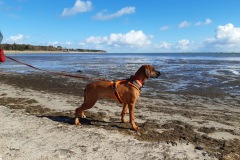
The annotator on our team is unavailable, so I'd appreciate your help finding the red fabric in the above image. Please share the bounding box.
[134,75,143,85]
[0,49,5,62]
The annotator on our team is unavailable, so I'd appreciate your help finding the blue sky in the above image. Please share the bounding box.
[1,0,240,53]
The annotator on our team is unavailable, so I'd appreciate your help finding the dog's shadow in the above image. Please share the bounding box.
[37,115,132,130]
[37,115,74,125]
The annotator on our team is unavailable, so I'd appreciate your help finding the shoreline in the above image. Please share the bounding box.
[0,72,240,159]
[4,50,107,54]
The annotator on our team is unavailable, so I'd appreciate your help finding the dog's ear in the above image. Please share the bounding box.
[145,65,152,78]
[135,65,152,78]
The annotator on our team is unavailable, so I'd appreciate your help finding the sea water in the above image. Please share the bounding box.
[1,53,240,96]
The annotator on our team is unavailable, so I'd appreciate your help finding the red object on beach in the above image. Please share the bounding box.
[0,49,5,62]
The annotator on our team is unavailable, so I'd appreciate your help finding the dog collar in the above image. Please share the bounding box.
[127,77,143,91]
[129,80,142,91]
[134,80,143,88]
[133,75,144,86]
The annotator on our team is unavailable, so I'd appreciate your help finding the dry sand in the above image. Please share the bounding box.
[0,72,240,160]
[4,51,104,54]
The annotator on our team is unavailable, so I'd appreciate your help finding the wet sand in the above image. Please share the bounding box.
[0,72,240,160]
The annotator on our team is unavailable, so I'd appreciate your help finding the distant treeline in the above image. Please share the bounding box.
[0,43,106,53]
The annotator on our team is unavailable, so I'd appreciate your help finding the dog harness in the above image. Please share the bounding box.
[111,78,143,104]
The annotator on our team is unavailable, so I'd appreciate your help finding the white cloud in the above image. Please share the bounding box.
[195,21,202,26]
[86,36,107,44]
[93,7,135,20]
[9,34,23,42]
[78,42,86,46]
[177,39,190,49]
[160,26,170,31]
[203,23,240,51]
[48,41,59,46]
[65,41,72,45]
[215,23,240,42]
[178,21,191,28]
[61,0,92,17]
[205,18,212,25]
[155,39,192,52]
[6,34,29,44]
[128,23,240,52]
[195,18,212,26]
[155,41,172,49]
[47,41,73,47]
[84,30,151,48]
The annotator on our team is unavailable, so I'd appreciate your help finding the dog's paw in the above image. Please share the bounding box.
[133,126,141,131]
[121,118,128,123]
[81,115,86,119]
[75,118,80,125]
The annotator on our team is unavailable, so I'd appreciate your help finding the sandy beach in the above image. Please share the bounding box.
[4,51,106,54]
[0,72,240,160]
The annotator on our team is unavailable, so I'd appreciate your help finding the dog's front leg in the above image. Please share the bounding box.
[121,103,128,123]
[128,102,140,131]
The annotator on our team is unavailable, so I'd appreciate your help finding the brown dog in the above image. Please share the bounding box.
[75,65,161,131]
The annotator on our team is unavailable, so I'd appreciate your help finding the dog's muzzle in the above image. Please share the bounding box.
[154,71,161,78]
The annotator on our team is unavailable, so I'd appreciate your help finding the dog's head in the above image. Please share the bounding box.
[135,65,161,79]
[144,65,161,78]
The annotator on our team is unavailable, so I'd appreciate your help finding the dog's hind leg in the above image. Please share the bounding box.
[121,103,128,123]
[80,90,87,118]
[75,100,97,125]
[75,88,97,125]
